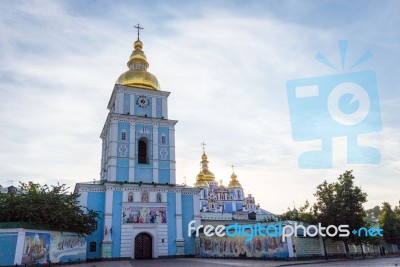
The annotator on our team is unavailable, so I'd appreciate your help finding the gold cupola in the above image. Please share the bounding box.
[198,152,216,181]
[227,171,242,189]
[116,38,160,90]
[194,151,216,187]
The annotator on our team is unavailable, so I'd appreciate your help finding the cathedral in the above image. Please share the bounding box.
[74,28,274,260]
[193,151,275,223]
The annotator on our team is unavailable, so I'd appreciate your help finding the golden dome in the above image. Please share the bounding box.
[194,172,210,188]
[227,172,242,189]
[198,152,215,181]
[116,39,160,90]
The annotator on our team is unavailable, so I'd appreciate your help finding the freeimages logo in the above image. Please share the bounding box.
[286,40,382,169]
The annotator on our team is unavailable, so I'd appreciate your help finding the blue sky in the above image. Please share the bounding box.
[0,0,399,213]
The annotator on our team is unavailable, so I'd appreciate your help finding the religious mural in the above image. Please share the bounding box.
[198,235,289,258]
[21,232,86,264]
[123,206,167,224]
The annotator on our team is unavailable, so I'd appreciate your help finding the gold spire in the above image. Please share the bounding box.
[116,26,160,90]
[194,150,216,187]
[228,171,242,189]
[199,152,216,181]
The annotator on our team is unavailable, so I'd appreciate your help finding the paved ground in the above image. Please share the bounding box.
[69,257,400,267]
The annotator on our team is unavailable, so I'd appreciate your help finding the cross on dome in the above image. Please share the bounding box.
[134,23,144,40]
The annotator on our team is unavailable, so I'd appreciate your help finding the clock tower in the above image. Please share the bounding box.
[100,37,176,185]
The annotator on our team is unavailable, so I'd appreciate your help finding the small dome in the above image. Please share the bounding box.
[228,172,242,189]
[194,172,209,188]
[116,39,160,90]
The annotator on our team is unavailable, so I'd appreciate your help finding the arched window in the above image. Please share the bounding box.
[156,192,162,203]
[138,137,149,164]
[128,192,133,202]
[141,190,149,203]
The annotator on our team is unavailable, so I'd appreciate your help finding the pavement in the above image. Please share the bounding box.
[63,256,400,267]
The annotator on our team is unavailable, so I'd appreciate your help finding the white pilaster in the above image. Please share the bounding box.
[153,125,159,183]
[14,230,25,265]
[108,122,118,181]
[116,92,124,114]
[287,231,295,257]
[175,191,184,255]
[152,96,156,118]
[169,127,176,184]
[103,189,113,243]
[129,123,136,182]
[130,94,135,115]
[175,192,183,240]
[162,98,168,119]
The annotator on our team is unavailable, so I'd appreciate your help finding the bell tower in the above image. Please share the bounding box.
[99,26,177,185]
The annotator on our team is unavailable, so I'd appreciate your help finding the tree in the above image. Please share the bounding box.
[313,170,367,256]
[366,205,381,221]
[378,202,400,245]
[278,200,317,223]
[0,182,99,235]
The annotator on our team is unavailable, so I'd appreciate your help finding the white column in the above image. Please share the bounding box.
[14,230,25,265]
[129,123,136,182]
[108,122,118,181]
[175,192,183,239]
[152,96,156,118]
[130,94,135,115]
[287,231,295,257]
[169,127,176,184]
[116,92,124,114]
[103,189,114,243]
[175,191,184,255]
[153,125,159,183]
[162,98,168,119]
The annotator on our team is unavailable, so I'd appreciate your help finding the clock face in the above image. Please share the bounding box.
[137,96,149,108]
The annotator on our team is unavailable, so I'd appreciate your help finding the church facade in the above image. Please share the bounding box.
[74,35,200,259]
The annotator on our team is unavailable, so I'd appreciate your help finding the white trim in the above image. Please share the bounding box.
[175,192,183,240]
[130,94,135,115]
[129,123,136,182]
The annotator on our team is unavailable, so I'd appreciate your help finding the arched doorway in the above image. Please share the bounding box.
[134,233,152,259]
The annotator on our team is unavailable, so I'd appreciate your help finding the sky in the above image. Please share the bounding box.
[0,0,399,214]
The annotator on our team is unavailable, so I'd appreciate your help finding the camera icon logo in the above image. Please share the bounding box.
[286,41,382,169]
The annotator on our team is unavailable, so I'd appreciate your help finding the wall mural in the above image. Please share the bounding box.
[198,235,289,258]
[21,232,86,264]
[123,206,167,224]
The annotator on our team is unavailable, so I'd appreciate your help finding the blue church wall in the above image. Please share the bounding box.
[123,93,130,114]
[224,202,233,213]
[158,168,170,184]
[181,195,195,255]
[116,159,129,182]
[112,191,122,258]
[167,193,176,255]
[86,192,105,259]
[156,98,162,118]
[116,122,130,182]
[0,232,17,266]
[134,95,152,117]
[236,202,243,211]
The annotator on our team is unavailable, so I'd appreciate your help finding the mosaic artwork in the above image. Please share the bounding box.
[21,232,86,264]
[198,235,289,258]
[123,206,167,224]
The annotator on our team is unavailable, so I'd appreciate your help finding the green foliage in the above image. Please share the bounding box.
[278,200,317,224]
[0,182,99,235]
[366,205,381,220]
[312,170,368,253]
[378,202,400,245]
